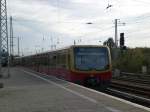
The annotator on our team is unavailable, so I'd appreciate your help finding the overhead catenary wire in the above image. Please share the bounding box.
[131,0,150,5]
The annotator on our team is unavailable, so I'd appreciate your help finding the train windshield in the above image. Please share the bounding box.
[74,47,109,71]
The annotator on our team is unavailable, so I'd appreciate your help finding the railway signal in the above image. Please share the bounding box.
[120,33,127,52]
[120,33,124,47]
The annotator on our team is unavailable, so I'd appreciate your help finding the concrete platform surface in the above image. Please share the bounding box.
[0,67,149,112]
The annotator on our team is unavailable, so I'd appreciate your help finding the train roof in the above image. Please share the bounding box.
[16,45,108,59]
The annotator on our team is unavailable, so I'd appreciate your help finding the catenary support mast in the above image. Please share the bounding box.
[0,0,9,77]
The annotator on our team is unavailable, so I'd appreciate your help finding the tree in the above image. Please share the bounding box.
[103,37,115,49]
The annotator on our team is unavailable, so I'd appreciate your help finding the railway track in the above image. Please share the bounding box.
[106,88,150,107]
[119,72,150,83]
[121,72,150,78]
[105,72,150,107]
[111,80,150,98]
[90,84,150,107]
[104,79,150,107]
[89,78,150,107]
[114,77,150,85]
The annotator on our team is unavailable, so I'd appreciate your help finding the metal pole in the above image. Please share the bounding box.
[0,1,3,88]
[10,16,13,56]
[5,0,9,78]
[7,27,10,78]
[9,16,12,67]
[114,19,125,48]
[18,37,20,56]
[115,19,118,48]
[0,0,2,78]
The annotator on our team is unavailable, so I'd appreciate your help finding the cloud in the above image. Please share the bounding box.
[7,0,150,55]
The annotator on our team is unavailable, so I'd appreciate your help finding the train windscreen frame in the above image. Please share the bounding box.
[74,47,109,71]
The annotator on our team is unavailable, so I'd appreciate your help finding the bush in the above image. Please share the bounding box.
[113,48,150,73]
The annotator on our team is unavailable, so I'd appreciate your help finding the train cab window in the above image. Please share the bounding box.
[74,47,109,71]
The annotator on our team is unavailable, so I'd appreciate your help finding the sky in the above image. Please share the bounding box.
[7,0,150,55]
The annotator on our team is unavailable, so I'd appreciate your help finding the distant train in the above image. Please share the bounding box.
[15,45,112,87]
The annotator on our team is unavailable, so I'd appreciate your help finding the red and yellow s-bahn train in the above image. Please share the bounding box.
[15,45,112,87]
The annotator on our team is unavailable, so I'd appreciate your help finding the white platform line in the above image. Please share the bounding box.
[22,70,97,104]
[37,70,150,111]
[70,80,150,111]
[21,69,150,112]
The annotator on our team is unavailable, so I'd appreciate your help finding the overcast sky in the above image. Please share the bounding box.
[7,0,150,55]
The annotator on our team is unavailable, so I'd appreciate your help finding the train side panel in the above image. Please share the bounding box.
[15,45,112,87]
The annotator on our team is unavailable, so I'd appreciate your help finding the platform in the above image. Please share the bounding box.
[0,67,149,112]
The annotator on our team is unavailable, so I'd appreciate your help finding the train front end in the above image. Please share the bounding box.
[70,45,112,87]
